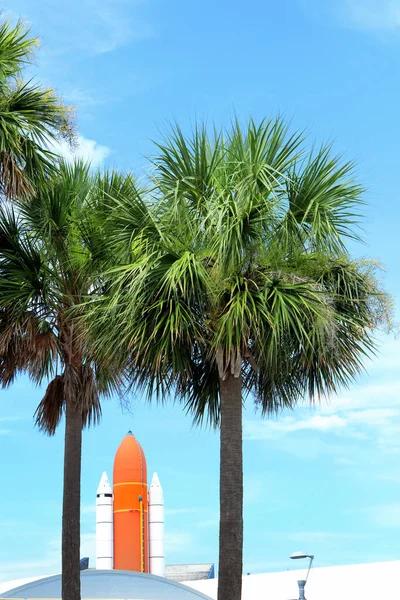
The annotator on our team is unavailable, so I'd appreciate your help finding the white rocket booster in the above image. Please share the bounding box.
[96,471,113,570]
[148,472,165,577]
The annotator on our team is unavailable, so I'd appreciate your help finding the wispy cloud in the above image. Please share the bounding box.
[244,474,266,505]
[6,0,154,58]
[47,532,96,566]
[64,88,112,110]
[303,0,400,34]
[0,535,61,584]
[0,527,96,584]
[242,345,400,490]
[245,406,400,451]
[0,414,30,434]
[0,416,29,422]
[91,1,154,55]
[244,348,400,456]
[164,530,193,552]
[165,507,202,516]
[195,518,219,529]
[81,503,96,517]
[359,504,400,527]
[340,0,400,31]
[287,530,364,543]
[51,135,111,168]
[244,415,347,441]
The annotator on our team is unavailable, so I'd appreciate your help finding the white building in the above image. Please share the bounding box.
[187,560,400,600]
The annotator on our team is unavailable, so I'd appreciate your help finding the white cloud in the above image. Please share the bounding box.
[5,0,154,58]
[244,355,400,469]
[367,338,400,371]
[164,530,193,552]
[165,507,201,516]
[0,559,56,586]
[287,530,363,543]
[81,503,96,515]
[64,89,109,110]
[245,404,400,450]
[341,0,400,30]
[358,504,400,527]
[52,135,111,168]
[91,2,154,55]
[244,474,266,504]
[47,531,96,567]
[345,408,400,424]
[244,414,347,441]
[303,0,400,33]
[0,528,97,584]
[195,518,219,529]
[80,533,96,560]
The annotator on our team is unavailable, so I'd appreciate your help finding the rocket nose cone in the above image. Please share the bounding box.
[97,471,112,494]
[150,472,161,488]
[113,432,147,486]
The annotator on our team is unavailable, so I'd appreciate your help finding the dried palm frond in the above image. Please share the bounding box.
[34,375,64,435]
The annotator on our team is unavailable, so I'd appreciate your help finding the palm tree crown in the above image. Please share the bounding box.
[91,120,389,414]
[0,161,122,404]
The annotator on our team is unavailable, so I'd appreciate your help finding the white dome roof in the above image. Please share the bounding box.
[0,570,212,600]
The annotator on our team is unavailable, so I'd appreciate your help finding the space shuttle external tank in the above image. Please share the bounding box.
[113,431,149,572]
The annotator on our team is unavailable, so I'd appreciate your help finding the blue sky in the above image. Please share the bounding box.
[1,0,400,584]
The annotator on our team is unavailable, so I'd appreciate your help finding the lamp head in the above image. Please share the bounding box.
[290,551,314,560]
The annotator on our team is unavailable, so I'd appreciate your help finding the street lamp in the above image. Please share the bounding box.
[290,551,314,600]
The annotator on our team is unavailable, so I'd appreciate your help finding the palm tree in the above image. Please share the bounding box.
[0,19,73,199]
[87,119,391,600]
[0,161,126,600]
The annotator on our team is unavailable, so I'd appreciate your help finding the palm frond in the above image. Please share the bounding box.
[34,375,64,435]
[0,20,75,198]
[0,19,37,79]
[282,145,364,253]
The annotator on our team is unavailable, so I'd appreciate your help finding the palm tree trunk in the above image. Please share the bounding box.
[62,399,82,600]
[217,371,243,600]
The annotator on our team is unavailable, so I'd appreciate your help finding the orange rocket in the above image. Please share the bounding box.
[113,431,149,572]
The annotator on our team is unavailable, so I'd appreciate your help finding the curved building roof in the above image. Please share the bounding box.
[0,570,212,600]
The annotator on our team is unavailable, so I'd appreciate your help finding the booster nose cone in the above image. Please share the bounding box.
[97,471,112,496]
[150,472,161,488]
[149,472,163,502]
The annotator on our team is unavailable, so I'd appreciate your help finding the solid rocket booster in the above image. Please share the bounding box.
[148,472,165,577]
[113,431,149,572]
[96,472,113,569]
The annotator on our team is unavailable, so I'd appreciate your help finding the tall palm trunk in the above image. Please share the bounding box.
[62,398,82,600]
[218,371,243,600]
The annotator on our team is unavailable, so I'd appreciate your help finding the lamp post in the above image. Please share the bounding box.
[290,551,314,600]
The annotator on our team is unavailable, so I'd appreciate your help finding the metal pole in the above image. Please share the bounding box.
[305,556,314,583]
[297,579,306,600]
